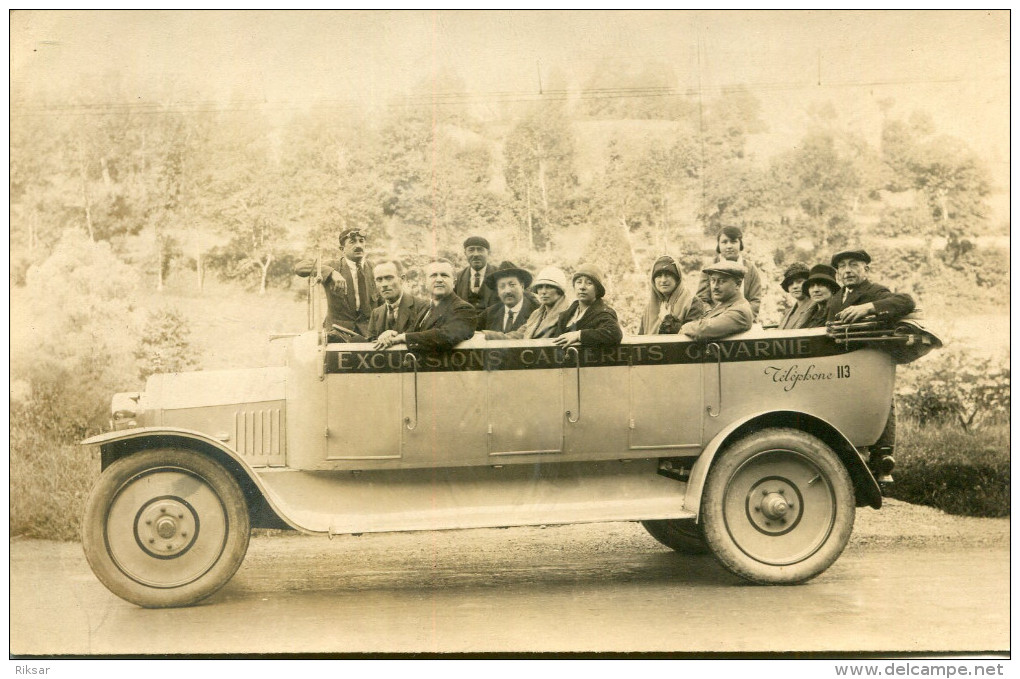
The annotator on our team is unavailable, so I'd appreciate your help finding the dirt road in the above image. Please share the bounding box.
[11,499,1009,655]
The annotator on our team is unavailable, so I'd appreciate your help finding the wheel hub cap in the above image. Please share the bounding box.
[135,498,199,557]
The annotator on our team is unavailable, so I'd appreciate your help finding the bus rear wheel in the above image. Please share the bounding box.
[700,429,854,584]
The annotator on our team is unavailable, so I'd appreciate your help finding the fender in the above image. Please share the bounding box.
[81,427,306,533]
[682,410,882,518]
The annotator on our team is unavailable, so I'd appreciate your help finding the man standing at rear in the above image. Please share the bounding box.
[454,236,498,315]
[827,248,916,485]
[294,228,379,340]
[366,260,428,341]
[375,259,476,353]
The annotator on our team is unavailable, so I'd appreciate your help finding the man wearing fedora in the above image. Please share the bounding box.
[454,236,498,315]
[366,259,429,341]
[478,261,540,333]
[374,258,476,353]
[681,260,753,341]
[483,266,569,340]
[827,248,916,485]
[294,227,380,340]
[777,262,814,330]
[696,225,764,321]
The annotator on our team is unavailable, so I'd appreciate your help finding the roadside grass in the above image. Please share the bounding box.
[886,419,1010,518]
[10,435,101,541]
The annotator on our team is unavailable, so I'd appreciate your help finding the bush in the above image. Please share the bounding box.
[135,307,200,380]
[11,232,142,539]
[888,420,1009,518]
[897,348,1010,430]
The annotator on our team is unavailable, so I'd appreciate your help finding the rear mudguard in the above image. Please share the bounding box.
[683,410,882,517]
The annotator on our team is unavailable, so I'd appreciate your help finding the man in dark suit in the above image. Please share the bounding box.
[374,259,476,353]
[826,249,915,324]
[366,260,429,341]
[294,228,380,340]
[827,248,916,486]
[453,236,498,315]
[478,261,540,333]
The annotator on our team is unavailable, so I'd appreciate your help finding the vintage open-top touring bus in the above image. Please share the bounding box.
[81,319,940,607]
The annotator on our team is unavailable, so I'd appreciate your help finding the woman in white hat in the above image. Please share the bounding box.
[483,266,571,340]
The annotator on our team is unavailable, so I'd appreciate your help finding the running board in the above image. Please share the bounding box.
[255,460,694,535]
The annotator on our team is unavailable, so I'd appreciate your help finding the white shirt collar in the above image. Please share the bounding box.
[504,298,524,316]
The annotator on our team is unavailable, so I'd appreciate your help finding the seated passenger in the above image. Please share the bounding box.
[367,260,429,341]
[680,260,753,341]
[551,265,623,347]
[373,259,476,353]
[484,266,570,340]
[777,262,813,330]
[826,248,916,485]
[827,249,916,324]
[696,225,763,321]
[478,261,539,333]
[801,264,840,329]
[638,255,706,335]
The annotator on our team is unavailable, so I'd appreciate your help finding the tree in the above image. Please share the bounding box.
[881,113,992,265]
[201,113,291,294]
[135,308,200,380]
[503,105,578,249]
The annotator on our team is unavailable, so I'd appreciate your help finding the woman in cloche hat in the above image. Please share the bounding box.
[483,266,571,340]
[551,264,623,347]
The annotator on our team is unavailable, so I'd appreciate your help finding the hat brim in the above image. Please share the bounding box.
[806,276,840,293]
[781,273,809,292]
[530,279,565,294]
[486,268,533,290]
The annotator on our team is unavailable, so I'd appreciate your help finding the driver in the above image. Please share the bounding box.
[294,228,379,340]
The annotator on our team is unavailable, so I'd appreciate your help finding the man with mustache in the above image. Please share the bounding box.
[478,261,539,334]
[827,248,916,485]
[294,228,380,340]
[454,236,498,315]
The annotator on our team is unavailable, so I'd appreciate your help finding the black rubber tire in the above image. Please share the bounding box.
[700,428,855,585]
[81,448,250,608]
[641,519,709,554]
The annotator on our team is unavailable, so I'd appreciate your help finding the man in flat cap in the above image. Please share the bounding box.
[454,236,498,315]
[295,228,380,340]
[696,225,764,321]
[827,249,916,324]
[827,248,916,485]
[681,260,753,341]
[478,261,540,334]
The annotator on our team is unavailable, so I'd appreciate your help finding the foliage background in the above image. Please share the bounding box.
[9,11,1009,538]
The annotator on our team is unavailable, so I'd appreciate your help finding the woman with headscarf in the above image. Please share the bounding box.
[638,255,707,335]
[483,266,571,340]
[551,264,623,347]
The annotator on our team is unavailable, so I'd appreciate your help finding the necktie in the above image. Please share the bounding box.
[504,310,514,332]
[472,271,480,293]
[843,287,851,304]
[386,304,397,330]
[356,262,368,314]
